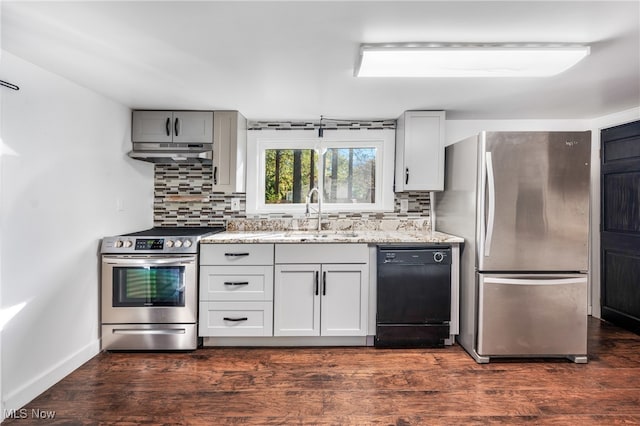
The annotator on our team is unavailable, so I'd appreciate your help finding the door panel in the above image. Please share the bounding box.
[603,251,640,320]
[321,265,367,336]
[377,263,451,324]
[132,110,173,143]
[172,111,213,143]
[601,120,640,335]
[477,273,588,356]
[603,172,640,233]
[402,111,443,191]
[213,111,234,188]
[274,265,320,336]
[479,131,591,272]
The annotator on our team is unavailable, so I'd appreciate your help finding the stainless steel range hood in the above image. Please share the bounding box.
[128,142,213,164]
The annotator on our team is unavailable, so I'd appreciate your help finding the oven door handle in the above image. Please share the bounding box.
[102,256,196,266]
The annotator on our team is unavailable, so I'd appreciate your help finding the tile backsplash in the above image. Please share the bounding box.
[154,164,431,227]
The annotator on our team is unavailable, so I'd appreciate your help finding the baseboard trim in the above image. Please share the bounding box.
[202,336,368,347]
[2,339,100,417]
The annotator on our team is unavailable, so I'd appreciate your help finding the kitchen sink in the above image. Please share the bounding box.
[258,231,360,241]
[295,231,360,241]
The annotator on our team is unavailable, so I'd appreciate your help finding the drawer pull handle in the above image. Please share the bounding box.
[315,271,319,296]
[224,253,250,257]
[223,317,248,322]
[323,271,327,296]
[224,281,249,286]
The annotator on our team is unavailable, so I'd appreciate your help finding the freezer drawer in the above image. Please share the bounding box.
[102,324,197,351]
[477,274,588,358]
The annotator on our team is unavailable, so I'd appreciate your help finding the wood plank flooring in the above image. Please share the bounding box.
[5,317,640,425]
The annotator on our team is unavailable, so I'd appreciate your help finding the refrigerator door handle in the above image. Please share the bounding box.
[484,152,495,257]
[484,277,587,286]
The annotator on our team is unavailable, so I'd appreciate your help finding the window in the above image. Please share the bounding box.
[323,147,376,204]
[246,129,395,214]
[264,148,318,204]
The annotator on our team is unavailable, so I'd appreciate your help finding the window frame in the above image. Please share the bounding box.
[246,129,395,215]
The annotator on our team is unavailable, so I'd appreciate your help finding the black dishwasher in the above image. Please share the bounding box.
[375,245,451,348]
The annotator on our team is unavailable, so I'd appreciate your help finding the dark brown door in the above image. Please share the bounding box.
[601,120,640,334]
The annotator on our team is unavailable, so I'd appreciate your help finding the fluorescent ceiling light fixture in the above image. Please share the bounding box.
[355,43,590,77]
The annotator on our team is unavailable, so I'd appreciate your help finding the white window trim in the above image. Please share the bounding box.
[246,129,395,215]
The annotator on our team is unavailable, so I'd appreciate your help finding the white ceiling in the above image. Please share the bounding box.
[2,1,639,121]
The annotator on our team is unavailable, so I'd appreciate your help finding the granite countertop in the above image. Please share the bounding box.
[201,229,463,244]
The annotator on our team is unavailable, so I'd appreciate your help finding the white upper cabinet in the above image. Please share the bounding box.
[173,111,214,143]
[212,111,247,192]
[394,110,445,191]
[132,110,213,143]
[131,110,172,143]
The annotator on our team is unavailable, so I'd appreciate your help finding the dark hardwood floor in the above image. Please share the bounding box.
[4,317,640,425]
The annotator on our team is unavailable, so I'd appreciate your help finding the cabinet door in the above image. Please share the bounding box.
[395,111,445,191]
[321,264,368,336]
[212,111,246,192]
[274,264,320,336]
[172,111,213,143]
[132,110,173,142]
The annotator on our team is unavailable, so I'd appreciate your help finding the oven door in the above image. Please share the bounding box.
[101,255,198,324]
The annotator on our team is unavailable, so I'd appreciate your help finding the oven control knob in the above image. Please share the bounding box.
[183,239,193,248]
[114,240,123,248]
[433,252,445,263]
[123,240,133,248]
[166,240,174,248]
[174,240,183,248]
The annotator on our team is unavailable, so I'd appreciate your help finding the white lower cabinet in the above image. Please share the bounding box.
[274,244,369,337]
[199,244,274,337]
[200,243,369,341]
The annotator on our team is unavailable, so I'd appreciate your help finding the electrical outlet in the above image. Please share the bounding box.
[400,199,409,213]
[231,198,241,211]
[116,199,125,212]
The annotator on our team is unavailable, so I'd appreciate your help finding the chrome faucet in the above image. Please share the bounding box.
[305,187,322,232]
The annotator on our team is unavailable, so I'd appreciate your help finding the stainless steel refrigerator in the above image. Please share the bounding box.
[435,131,591,363]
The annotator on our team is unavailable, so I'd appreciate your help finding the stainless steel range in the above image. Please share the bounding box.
[100,226,224,350]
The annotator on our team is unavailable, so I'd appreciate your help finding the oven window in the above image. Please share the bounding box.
[113,266,186,307]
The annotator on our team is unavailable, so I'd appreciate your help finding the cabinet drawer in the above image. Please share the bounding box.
[199,301,273,337]
[200,244,274,266]
[200,266,273,301]
[275,244,368,264]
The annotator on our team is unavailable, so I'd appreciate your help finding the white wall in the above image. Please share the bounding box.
[444,111,640,318]
[0,51,154,417]
[445,118,589,145]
